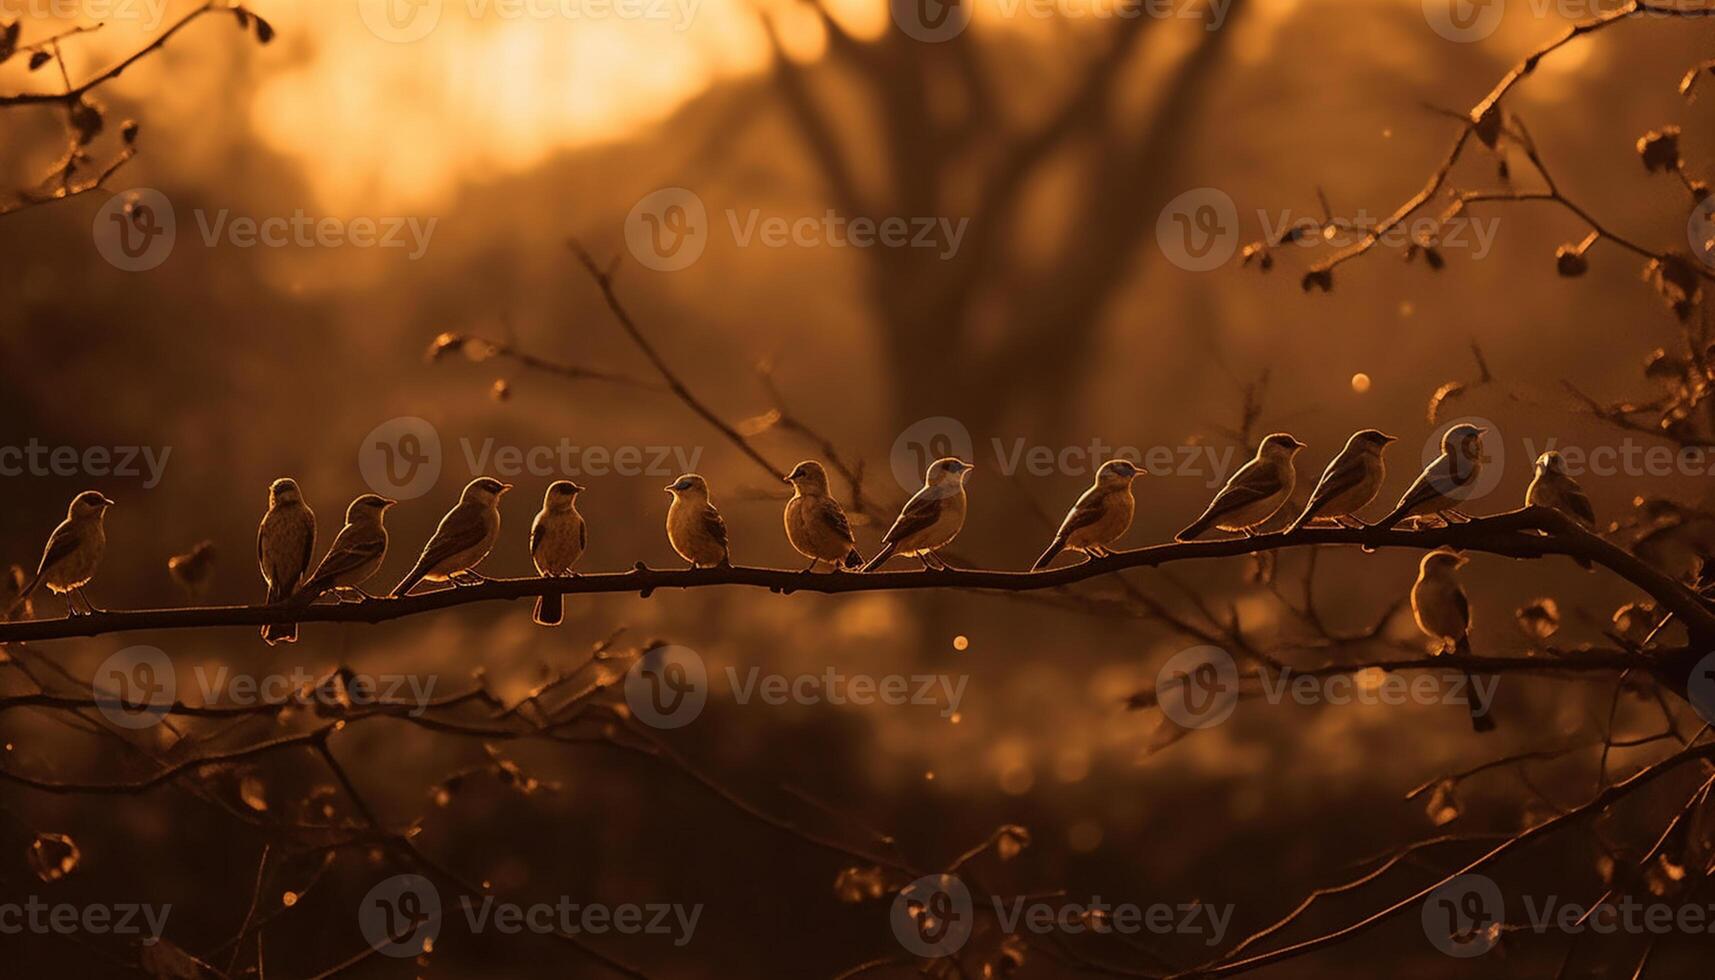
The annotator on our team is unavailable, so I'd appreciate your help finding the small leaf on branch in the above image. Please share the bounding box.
[1427,380,1466,424]
[1514,598,1560,640]
[28,832,80,882]
[28,50,50,71]
[1637,126,1682,173]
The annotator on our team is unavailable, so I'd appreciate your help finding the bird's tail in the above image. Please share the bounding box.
[1175,513,1215,543]
[290,577,327,607]
[1285,500,1323,535]
[1031,537,1067,571]
[7,567,46,618]
[533,592,563,627]
[390,566,427,598]
[859,542,898,573]
[1373,505,1410,532]
[262,582,298,645]
[842,548,862,570]
[1456,635,1496,733]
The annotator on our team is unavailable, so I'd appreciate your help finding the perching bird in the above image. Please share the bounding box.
[258,477,316,645]
[861,457,973,572]
[1176,434,1306,541]
[167,540,218,599]
[391,477,511,596]
[531,480,587,626]
[1376,423,1487,530]
[1033,459,1142,570]
[665,474,730,569]
[15,491,114,617]
[1527,450,1596,570]
[1287,429,1396,533]
[296,494,395,603]
[1526,451,1594,526]
[0,564,32,622]
[783,460,861,572]
[1411,548,1495,732]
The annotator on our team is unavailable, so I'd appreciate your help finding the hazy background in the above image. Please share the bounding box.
[2,0,1713,975]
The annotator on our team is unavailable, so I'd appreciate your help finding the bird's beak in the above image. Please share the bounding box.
[382,498,398,509]
[1474,427,1489,435]
[1291,438,1307,449]
[1381,434,1398,444]
[781,474,794,484]
[569,482,585,494]
[100,496,117,507]
[664,483,677,493]
[500,483,514,494]
[1455,554,1470,568]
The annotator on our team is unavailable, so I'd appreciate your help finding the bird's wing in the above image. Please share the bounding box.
[1201,459,1286,522]
[1055,487,1108,540]
[415,503,490,570]
[579,517,587,551]
[36,520,79,575]
[1565,482,1597,526]
[299,511,316,578]
[306,526,383,586]
[530,512,547,556]
[703,505,729,550]
[1395,455,1451,513]
[881,487,942,545]
[816,497,855,543]
[1452,583,1470,631]
[1308,451,1367,507]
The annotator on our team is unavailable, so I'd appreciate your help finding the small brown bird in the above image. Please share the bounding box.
[392,477,512,596]
[1177,434,1305,541]
[665,474,729,569]
[297,494,395,603]
[1377,423,1486,530]
[783,461,862,572]
[167,540,218,599]
[531,480,587,626]
[1527,450,1596,570]
[1033,459,1141,570]
[258,478,316,645]
[1411,549,1495,733]
[1287,429,1396,533]
[15,490,114,617]
[861,457,973,571]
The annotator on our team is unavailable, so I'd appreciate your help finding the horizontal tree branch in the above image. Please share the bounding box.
[2,508,1708,646]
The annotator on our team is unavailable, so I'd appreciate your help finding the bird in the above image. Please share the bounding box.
[296,494,396,603]
[14,491,115,617]
[1286,429,1396,533]
[1376,423,1487,530]
[1176,434,1306,541]
[530,480,587,626]
[1526,450,1594,526]
[1527,450,1596,570]
[783,460,862,572]
[861,457,973,572]
[665,474,730,569]
[258,477,316,645]
[167,540,217,599]
[391,477,512,596]
[1411,548,1495,732]
[1033,459,1142,570]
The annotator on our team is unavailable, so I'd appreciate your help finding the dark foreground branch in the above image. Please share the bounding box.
[3,508,1710,645]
